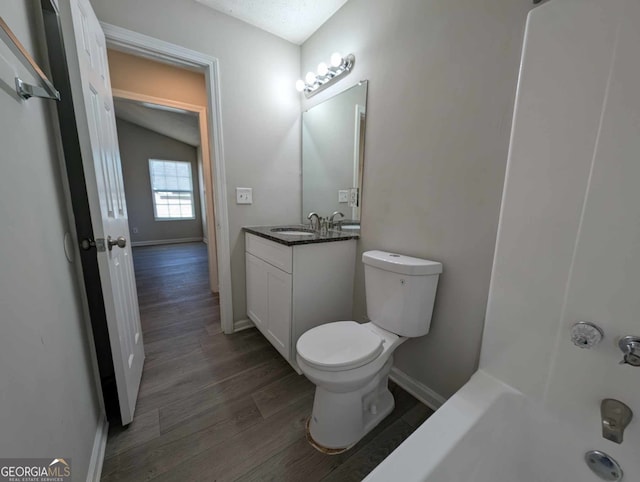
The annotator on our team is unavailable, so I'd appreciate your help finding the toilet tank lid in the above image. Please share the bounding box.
[362,250,443,275]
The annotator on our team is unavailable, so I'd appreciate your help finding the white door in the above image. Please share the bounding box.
[61,0,144,425]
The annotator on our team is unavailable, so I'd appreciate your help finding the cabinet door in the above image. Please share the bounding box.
[265,263,292,357]
[246,252,267,329]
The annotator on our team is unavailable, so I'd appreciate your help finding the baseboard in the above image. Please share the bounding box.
[131,237,203,247]
[390,366,446,411]
[86,415,108,482]
[233,318,254,332]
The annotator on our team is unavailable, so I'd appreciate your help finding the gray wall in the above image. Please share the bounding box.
[90,0,301,323]
[0,2,102,479]
[117,119,203,244]
[301,0,532,398]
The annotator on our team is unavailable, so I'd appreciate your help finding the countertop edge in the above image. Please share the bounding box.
[243,226,359,247]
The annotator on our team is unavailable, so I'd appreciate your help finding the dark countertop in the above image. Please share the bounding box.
[243,225,359,246]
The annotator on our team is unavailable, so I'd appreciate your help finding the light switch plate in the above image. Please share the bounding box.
[338,190,349,203]
[236,187,253,204]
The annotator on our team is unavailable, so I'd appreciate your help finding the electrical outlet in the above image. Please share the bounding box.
[338,190,349,203]
[236,187,253,204]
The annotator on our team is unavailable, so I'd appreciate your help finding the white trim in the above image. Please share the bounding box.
[111,89,218,292]
[112,89,205,114]
[86,416,108,482]
[352,104,365,220]
[390,366,446,411]
[233,318,255,332]
[101,22,233,334]
[131,237,204,247]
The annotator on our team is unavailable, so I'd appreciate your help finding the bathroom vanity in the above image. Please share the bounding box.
[243,226,358,373]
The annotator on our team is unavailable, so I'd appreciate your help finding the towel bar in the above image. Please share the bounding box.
[0,16,60,100]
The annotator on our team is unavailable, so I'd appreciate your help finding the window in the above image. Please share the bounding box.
[149,159,195,220]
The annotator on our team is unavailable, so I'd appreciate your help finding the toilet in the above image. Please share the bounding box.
[296,250,442,451]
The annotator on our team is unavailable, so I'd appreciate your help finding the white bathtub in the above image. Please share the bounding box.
[365,371,623,482]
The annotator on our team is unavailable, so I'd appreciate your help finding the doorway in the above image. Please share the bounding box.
[103,22,233,334]
[106,51,223,426]
[41,1,233,428]
[108,49,218,292]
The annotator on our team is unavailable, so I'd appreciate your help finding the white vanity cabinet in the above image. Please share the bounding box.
[245,232,356,373]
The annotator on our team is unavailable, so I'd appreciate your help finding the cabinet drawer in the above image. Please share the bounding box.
[245,233,292,273]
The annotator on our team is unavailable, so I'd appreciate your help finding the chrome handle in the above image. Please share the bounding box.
[107,235,127,251]
[601,399,633,444]
[618,336,640,366]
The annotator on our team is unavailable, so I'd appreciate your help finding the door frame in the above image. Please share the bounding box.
[102,23,233,333]
[112,89,219,292]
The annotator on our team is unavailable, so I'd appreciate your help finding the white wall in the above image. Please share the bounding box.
[0,2,102,479]
[482,0,639,471]
[301,0,532,398]
[90,0,301,322]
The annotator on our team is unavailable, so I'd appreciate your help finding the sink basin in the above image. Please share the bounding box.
[271,228,315,236]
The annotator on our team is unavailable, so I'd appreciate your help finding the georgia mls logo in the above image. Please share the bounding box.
[0,458,71,481]
[49,459,71,476]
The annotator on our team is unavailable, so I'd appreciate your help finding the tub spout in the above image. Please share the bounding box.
[601,399,632,444]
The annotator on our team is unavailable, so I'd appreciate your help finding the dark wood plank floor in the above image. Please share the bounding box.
[101,242,433,481]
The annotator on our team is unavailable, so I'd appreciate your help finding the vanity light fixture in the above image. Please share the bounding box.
[296,52,355,98]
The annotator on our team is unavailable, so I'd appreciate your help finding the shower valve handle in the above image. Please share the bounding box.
[618,336,640,366]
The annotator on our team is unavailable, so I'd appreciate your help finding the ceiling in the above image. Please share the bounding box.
[193,0,350,45]
[114,99,201,147]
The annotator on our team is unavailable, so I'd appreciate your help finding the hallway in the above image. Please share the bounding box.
[101,242,432,481]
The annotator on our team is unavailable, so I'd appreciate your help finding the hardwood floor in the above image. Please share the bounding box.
[101,242,433,481]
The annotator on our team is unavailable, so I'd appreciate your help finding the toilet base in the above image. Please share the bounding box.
[305,418,352,455]
[307,358,395,450]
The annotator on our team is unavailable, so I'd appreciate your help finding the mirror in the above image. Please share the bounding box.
[302,80,368,227]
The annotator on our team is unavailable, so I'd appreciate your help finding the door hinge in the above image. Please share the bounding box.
[81,237,106,252]
[349,187,359,208]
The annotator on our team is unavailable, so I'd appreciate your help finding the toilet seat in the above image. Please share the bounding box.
[297,321,384,372]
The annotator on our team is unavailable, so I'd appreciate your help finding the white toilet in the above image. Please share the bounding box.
[296,250,442,451]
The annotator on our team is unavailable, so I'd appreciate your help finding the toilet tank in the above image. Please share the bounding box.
[363,250,442,337]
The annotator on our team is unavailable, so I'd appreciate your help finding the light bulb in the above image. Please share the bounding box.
[295,79,305,92]
[317,62,328,77]
[305,71,316,84]
[330,52,343,68]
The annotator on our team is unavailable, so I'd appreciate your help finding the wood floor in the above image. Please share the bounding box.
[101,242,433,481]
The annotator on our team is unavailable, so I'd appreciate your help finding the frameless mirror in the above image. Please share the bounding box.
[302,80,368,227]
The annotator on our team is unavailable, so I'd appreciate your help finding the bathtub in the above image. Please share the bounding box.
[365,370,622,482]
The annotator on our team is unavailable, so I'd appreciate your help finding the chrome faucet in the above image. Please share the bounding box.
[601,399,633,444]
[328,211,344,230]
[307,212,321,232]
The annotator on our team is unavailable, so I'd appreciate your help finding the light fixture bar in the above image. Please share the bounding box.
[296,53,355,98]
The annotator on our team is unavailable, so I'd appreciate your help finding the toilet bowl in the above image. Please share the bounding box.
[297,321,406,450]
[296,250,442,451]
